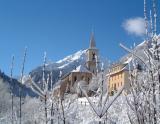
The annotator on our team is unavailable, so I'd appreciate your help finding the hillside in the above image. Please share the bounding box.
[0,70,38,97]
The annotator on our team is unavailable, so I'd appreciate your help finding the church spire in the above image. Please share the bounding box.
[89,31,96,48]
[86,31,99,75]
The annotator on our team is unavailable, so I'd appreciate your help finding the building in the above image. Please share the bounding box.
[53,32,99,97]
[106,62,129,95]
[86,32,99,75]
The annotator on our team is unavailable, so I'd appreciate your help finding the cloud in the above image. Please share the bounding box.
[122,17,146,37]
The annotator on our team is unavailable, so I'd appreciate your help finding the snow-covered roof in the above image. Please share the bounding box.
[106,65,128,76]
[71,65,91,73]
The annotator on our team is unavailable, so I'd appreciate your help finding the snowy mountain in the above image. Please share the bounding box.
[29,50,87,88]
[120,40,147,64]
[56,50,87,68]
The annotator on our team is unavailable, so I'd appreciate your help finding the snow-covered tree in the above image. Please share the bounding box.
[78,63,124,124]
[119,0,160,123]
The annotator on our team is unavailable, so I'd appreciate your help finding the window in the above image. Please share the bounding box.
[81,76,84,80]
[92,52,96,60]
[88,78,90,84]
[74,76,77,82]
[114,84,116,91]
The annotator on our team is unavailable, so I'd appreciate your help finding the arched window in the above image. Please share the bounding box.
[92,52,96,60]
[74,76,77,82]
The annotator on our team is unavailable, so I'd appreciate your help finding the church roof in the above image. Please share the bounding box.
[89,32,96,48]
[71,65,91,73]
[60,65,91,80]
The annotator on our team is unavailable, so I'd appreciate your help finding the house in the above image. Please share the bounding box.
[106,62,129,95]
[106,58,143,95]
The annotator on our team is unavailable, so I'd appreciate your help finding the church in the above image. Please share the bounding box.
[53,32,99,97]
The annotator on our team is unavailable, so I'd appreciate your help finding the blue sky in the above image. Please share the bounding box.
[0,0,159,75]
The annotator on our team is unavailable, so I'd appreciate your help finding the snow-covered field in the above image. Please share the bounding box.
[0,85,130,124]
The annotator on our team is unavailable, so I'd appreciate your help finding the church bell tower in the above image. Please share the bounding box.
[86,32,99,75]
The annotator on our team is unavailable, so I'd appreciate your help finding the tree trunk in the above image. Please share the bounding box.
[11,93,14,124]
[51,102,54,124]
[45,94,47,124]
[19,86,22,124]
[60,99,65,124]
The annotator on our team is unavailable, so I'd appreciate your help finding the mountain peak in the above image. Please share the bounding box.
[56,49,87,69]
[56,50,86,64]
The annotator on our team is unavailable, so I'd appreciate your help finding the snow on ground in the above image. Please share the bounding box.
[0,93,129,124]
[62,94,129,124]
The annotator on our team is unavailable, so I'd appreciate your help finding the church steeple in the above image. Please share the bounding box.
[86,31,99,75]
[89,32,96,48]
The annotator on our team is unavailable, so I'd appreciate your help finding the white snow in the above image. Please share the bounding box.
[71,65,90,73]
[124,56,132,64]
[136,40,146,48]
[58,63,69,69]
[56,50,86,64]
